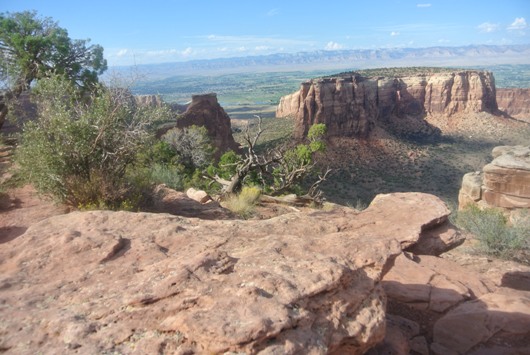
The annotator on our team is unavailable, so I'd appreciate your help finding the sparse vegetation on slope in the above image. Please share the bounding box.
[324,66,462,79]
[455,205,530,264]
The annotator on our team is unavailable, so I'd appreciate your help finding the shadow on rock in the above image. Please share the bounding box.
[0,226,27,243]
[502,271,530,291]
[377,253,530,354]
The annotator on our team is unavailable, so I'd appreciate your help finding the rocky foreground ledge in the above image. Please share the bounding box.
[0,192,527,354]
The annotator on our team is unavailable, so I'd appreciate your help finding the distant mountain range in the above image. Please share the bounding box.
[111,44,530,79]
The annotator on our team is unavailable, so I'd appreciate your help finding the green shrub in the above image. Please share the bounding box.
[14,75,172,209]
[456,205,529,263]
[147,163,184,191]
[162,125,213,170]
[214,150,240,180]
[223,186,261,218]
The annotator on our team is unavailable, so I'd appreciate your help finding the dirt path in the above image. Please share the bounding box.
[0,185,68,244]
[0,139,68,244]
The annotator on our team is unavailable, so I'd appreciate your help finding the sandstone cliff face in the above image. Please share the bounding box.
[134,94,188,113]
[276,71,498,138]
[496,88,530,121]
[459,145,530,210]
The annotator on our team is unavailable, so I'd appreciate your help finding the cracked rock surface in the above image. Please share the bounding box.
[0,192,449,354]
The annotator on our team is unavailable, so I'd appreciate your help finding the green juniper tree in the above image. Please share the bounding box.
[0,10,107,128]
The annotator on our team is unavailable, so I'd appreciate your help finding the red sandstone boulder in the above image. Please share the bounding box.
[176,93,240,159]
[0,192,452,354]
[432,289,530,355]
[459,145,530,211]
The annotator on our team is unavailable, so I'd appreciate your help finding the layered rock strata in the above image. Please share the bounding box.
[1,192,455,354]
[459,145,530,210]
[497,88,530,121]
[276,71,498,138]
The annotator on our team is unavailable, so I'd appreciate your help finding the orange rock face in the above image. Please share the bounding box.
[276,71,497,138]
[497,88,530,121]
[459,145,530,210]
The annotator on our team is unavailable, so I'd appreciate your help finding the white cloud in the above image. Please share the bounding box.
[477,22,499,33]
[255,45,270,51]
[390,31,400,36]
[116,49,129,57]
[325,41,343,50]
[146,49,178,56]
[417,3,431,8]
[182,47,193,56]
[507,17,527,31]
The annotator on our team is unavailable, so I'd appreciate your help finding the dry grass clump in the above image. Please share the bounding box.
[222,186,262,218]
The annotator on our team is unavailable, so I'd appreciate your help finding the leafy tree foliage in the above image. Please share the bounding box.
[14,75,172,209]
[0,10,107,127]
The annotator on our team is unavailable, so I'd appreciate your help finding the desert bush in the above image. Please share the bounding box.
[147,164,185,191]
[222,186,261,218]
[14,75,172,209]
[456,205,529,263]
[135,128,216,193]
[162,125,213,170]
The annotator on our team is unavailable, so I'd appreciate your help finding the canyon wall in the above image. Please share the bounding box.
[276,71,498,138]
[497,88,530,121]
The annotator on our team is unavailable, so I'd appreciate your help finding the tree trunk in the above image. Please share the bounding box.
[0,102,7,130]
[0,87,24,130]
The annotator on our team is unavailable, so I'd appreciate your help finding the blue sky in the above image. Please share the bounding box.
[1,0,529,66]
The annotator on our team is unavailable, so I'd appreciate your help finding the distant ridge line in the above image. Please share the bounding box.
[110,44,530,77]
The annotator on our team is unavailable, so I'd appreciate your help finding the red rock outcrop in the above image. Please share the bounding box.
[497,88,530,121]
[380,253,530,354]
[0,192,455,354]
[459,145,530,210]
[176,93,240,158]
[276,71,498,138]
